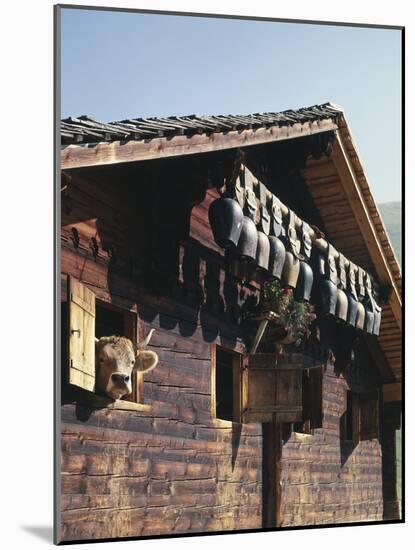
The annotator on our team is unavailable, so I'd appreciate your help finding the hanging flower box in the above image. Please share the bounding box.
[246,281,316,352]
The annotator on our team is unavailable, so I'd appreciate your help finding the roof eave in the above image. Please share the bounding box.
[61,117,339,170]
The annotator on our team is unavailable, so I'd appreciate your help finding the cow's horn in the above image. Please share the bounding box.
[137,328,155,349]
[94,337,99,343]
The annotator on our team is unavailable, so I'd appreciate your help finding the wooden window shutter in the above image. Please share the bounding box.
[304,366,324,430]
[359,390,380,441]
[352,393,360,446]
[242,354,303,423]
[67,276,96,392]
[301,369,312,430]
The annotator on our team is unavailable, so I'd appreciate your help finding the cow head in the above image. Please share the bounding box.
[95,329,158,400]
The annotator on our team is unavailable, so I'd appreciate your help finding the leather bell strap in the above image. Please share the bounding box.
[316,251,326,277]
[301,221,312,260]
[271,195,284,237]
[337,253,347,290]
[357,267,366,300]
[244,170,257,220]
[258,181,270,235]
[372,298,382,314]
[371,283,382,313]
[286,209,302,258]
[365,272,373,297]
[347,262,358,300]
[233,169,246,208]
[325,244,338,285]
[364,273,381,313]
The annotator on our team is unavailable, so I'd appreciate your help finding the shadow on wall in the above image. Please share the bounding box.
[137,238,254,349]
[62,161,257,349]
[232,422,243,471]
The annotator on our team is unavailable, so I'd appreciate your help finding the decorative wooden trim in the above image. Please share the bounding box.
[61,119,339,170]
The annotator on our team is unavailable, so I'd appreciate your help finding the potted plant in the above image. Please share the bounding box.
[260,280,316,346]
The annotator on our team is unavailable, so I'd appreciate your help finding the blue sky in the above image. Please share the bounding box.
[61,8,402,203]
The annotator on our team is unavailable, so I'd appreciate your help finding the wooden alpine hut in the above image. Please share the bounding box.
[58,102,402,543]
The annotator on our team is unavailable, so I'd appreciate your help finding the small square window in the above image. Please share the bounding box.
[95,300,144,405]
[340,390,355,442]
[212,345,242,422]
[292,366,324,434]
[340,388,379,445]
[63,276,151,411]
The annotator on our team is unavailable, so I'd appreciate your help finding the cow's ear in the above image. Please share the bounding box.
[134,350,159,373]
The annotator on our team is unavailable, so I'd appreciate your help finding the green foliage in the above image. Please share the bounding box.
[261,280,316,341]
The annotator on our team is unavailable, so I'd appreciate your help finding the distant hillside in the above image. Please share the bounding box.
[378,201,401,266]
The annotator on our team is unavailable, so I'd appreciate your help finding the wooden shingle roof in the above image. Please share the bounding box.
[61,103,343,144]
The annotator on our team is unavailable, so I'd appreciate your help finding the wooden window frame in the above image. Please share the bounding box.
[341,389,359,445]
[211,348,305,425]
[358,389,380,441]
[341,388,379,444]
[66,276,151,412]
[211,344,243,425]
[95,299,145,406]
[291,365,324,436]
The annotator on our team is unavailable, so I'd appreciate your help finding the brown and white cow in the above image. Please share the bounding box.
[95,329,158,400]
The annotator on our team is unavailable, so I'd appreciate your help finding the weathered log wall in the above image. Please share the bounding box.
[61,323,263,541]
[60,162,384,542]
[60,167,263,542]
[280,362,383,526]
[381,401,402,520]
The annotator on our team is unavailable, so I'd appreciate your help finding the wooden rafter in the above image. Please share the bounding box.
[331,133,401,331]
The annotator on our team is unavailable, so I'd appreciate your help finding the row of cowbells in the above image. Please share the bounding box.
[208,195,313,301]
[317,280,381,336]
[314,249,382,336]
[208,195,382,336]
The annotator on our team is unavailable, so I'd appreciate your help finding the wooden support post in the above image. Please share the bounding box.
[250,319,269,355]
[262,420,283,528]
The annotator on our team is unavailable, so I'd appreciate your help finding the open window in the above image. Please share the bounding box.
[359,390,380,441]
[211,345,243,422]
[95,300,144,404]
[340,390,358,443]
[340,388,379,444]
[292,365,324,434]
[64,275,150,411]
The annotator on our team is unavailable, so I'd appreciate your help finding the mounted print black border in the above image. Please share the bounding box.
[53,3,405,545]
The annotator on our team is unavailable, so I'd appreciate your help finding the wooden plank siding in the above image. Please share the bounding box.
[280,363,383,526]
[60,162,386,542]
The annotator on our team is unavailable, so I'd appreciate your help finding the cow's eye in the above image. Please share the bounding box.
[99,357,104,363]
[131,359,135,365]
